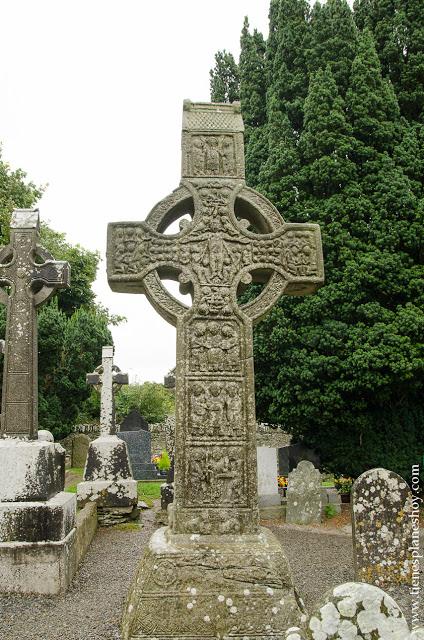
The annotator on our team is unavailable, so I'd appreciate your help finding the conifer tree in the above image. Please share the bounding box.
[239,18,267,186]
[353,0,424,121]
[268,0,310,134]
[209,50,240,103]
[308,0,358,95]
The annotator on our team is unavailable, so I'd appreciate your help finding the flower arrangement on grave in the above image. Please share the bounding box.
[278,475,288,488]
[151,454,161,466]
[334,475,353,495]
[157,450,171,473]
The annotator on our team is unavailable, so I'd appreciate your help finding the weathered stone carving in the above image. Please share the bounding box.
[0,210,70,439]
[352,467,413,587]
[0,210,77,595]
[77,346,137,523]
[108,101,324,640]
[286,460,322,525]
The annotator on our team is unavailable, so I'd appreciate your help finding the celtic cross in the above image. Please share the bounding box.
[87,345,128,436]
[108,101,324,535]
[0,210,70,439]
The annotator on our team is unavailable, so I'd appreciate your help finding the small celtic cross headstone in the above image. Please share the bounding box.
[86,345,128,436]
[110,101,324,640]
[0,210,70,439]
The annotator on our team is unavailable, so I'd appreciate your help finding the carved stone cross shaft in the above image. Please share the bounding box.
[87,345,128,436]
[108,101,324,535]
[0,210,70,439]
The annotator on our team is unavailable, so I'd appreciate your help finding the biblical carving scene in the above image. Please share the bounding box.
[188,319,241,373]
[186,445,245,507]
[189,134,236,177]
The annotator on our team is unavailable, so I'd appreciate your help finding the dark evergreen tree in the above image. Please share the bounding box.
[239,18,268,186]
[353,0,424,121]
[268,0,310,134]
[307,0,358,95]
[209,50,240,103]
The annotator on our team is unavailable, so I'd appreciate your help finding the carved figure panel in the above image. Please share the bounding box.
[187,379,244,440]
[188,319,241,374]
[186,445,246,507]
[189,135,236,177]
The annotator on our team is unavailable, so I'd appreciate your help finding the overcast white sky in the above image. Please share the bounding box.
[0,1,269,382]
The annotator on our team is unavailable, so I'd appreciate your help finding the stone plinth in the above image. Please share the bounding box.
[0,440,78,595]
[352,467,413,587]
[118,430,157,480]
[0,439,65,502]
[122,526,305,640]
[286,460,322,525]
[77,435,137,522]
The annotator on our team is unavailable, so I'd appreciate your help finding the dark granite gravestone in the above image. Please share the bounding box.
[120,409,149,432]
[117,429,157,480]
[278,442,320,476]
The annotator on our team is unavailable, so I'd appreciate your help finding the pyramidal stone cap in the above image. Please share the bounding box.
[11,209,40,229]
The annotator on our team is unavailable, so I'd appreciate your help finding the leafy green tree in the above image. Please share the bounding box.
[115,382,175,425]
[209,50,240,103]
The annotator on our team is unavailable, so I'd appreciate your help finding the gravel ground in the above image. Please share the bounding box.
[270,522,423,628]
[0,511,422,639]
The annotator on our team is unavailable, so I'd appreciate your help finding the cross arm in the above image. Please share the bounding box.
[112,371,128,386]
[87,372,100,386]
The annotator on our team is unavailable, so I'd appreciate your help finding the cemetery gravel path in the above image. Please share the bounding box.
[0,507,157,640]
[0,511,421,639]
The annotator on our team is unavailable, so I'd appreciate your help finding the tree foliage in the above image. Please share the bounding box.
[210,0,424,480]
[209,50,240,103]
[115,382,175,425]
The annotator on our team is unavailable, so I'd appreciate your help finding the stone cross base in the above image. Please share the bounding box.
[77,435,138,522]
[0,439,79,595]
[122,527,305,640]
[0,526,77,595]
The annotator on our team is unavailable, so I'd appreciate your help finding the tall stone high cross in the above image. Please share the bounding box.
[109,102,324,640]
[0,210,70,439]
[86,345,128,436]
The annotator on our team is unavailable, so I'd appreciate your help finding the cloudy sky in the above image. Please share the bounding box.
[0,1,269,382]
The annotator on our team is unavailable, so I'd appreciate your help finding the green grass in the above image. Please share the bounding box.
[64,467,84,493]
[113,522,141,532]
[137,480,162,507]
[321,480,335,487]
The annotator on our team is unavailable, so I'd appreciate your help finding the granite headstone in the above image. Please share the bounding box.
[117,429,157,480]
[120,409,149,432]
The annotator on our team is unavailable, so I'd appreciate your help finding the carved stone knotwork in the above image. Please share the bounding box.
[107,101,324,640]
[0,210,70,439]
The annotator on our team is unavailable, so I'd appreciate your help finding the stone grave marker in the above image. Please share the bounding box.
[257,445,282,519]
[286,460,322,525]
[71,433,90,468]
[108,100,324,640]
[0,209,77,595]
[352,467,413,587]
[117,429,157,480]
[120,408,149,431]
[38,429,54,442]
[77,346,138,524]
